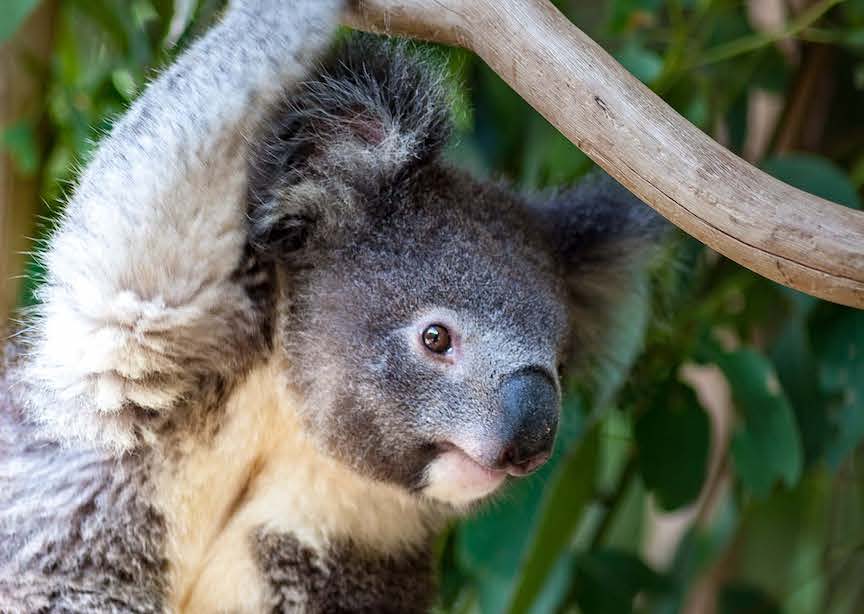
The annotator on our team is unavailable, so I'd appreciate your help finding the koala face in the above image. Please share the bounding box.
[275,166,570,505]
[248,36,664,507]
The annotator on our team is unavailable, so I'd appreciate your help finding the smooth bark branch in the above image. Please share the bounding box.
[345,0,864,308]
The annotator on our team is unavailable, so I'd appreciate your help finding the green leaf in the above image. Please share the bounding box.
[635,382,710,510]
[436,530,473,611]
[730,473,832,609]
[569,549,671,614]
[846,0,864,21]
[149,0,180,45]
[505,427,600,614]
[68,0,130,52]
[468,64,535,174]
[761,154,862,210]
[769,300,830,466]
[716,350,804,496]
[111,68,138,100]
[704,8,755,48]
[1,121,40,176]
[682,94,709,128]
[809,305,864,468]
[0,0,40,42]
[851,154,864,189]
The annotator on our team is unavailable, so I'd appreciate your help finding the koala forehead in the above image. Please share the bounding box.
[298,164,570,351]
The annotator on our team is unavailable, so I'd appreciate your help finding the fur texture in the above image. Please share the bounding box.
[1,3,665,611]
[21,0,339,453]
[1,342,167,613]
[255,531,434,613]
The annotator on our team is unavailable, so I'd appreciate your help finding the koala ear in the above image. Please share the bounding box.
[247,35,451,255]
[532,172,668,349]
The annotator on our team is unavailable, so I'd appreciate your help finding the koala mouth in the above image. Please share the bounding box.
[437,442,508,478]
[422,438,554,506]
[436,441,547,478]
[421,443,508,505]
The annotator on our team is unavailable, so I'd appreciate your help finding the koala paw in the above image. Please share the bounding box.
[23,289,193,452]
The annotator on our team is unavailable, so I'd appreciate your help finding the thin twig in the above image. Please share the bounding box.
[687,0,843,68]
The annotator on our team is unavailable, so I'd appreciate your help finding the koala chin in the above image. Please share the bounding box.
[0,2,665,612]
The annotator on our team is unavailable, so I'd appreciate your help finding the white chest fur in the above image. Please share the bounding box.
[153,360,435,613]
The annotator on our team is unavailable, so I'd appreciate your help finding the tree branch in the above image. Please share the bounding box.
[345,0,864,308]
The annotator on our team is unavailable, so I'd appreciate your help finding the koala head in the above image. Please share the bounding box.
[248,37,664,508]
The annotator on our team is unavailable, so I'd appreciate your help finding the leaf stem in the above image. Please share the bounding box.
[687,0,844,69]
[590,454,639,550]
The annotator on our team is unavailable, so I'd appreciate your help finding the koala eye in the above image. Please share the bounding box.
[422,324,452,354]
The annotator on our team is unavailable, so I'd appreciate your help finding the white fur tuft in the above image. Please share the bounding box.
[19,0,344,452]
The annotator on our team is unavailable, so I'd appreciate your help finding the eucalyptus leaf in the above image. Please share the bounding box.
[635,382,710,511]
[770,305,830,467]
[715,350,803,496]
[569,549,671,614]
[809,306,864,468]
[762,154,862,210]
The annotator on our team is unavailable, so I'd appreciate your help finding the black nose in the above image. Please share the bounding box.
[496,368,559,476]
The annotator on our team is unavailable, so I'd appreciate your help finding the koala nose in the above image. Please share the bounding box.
[495,368,559,476]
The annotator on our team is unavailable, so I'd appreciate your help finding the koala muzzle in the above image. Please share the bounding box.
[495,368,559,477]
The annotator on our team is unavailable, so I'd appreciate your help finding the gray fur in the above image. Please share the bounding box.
[255,530,433,613]
[1,1,665,611]
[1,343,167,613]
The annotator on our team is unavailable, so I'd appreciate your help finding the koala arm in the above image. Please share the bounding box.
[23,0,343,451]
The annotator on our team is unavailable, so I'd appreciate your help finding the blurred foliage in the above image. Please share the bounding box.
[3,0,864,612]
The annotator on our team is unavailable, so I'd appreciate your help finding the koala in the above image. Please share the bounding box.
[0,0,664,612]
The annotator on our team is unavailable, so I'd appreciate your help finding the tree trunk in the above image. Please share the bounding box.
[0,2,57,324]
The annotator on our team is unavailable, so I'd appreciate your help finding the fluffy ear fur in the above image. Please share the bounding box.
[247,35,452,255]
[531,172,668,353]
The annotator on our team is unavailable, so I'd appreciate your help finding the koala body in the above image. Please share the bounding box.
[0,1,663,612]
